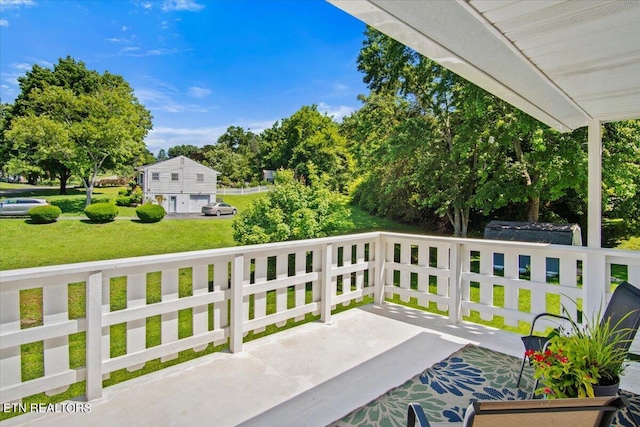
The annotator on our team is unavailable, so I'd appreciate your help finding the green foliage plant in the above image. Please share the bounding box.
[84,202,119,223]
[115,196,131,207]
[136,203,166,223]
[232,166,353,245]
[528,309,633,398]
[130,187,143,205]
[28,205,62,224]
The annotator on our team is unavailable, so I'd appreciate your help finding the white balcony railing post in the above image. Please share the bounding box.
[321,243,333,323]
[448,243,462,324]
[230,254,244,353]
[374,234,385,305]
[85,271,103,401]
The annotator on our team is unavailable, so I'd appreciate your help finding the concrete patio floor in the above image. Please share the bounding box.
[5,303,640,427]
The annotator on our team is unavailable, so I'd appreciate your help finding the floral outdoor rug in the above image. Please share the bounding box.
[331,344,640,427]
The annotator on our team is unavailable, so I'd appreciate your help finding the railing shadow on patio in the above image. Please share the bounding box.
[1,231,639,419]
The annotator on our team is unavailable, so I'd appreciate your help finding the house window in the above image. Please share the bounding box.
[171,173,179,181]
[152,172,160,181]
[196,174,204,183]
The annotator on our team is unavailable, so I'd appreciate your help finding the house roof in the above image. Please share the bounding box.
[137,155,221,174]
[328,0,640,132]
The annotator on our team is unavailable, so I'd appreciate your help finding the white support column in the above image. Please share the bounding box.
[586,119,606,322]
[587,119,602,249]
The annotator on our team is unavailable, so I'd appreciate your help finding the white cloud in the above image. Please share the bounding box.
[146,48,178,56]
[12,62,31,70]
[135,87,208,114]
[146,126,227,151]
[188,86,210,98]
[116,47,179,58]
[0,19,8,26]
[161,0,204,12]
[0,0,35,9]
[106,37,130,43]
[141,2,152,9]
[318,102,355,122]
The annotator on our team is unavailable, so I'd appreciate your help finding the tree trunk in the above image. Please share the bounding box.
[461,207,470,238]
[527,197,540,223]
[453,208,461,237]
[57,168,71,195]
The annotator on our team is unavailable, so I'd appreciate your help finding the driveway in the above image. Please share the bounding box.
[165,213,236,220]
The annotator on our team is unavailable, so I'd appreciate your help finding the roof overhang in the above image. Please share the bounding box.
[328,0,640,132]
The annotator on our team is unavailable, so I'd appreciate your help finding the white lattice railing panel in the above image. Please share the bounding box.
[1,231,638,405]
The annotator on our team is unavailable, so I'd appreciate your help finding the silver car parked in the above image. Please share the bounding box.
[0,198,49,216]
[202,202,237,216]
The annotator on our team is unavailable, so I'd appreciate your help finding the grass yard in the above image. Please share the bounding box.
[0,191,424,271]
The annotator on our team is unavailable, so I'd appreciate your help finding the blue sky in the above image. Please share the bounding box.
[0,0,368,155]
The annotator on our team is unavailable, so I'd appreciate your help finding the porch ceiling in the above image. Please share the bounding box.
[328,0,640,132]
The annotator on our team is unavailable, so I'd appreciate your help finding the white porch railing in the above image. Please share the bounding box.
[1,232,639,405]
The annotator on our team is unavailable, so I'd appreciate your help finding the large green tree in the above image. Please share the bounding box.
[202,126,263,186]
[1,57,99,191]
[4,57,152,205]
[356,27,504,236]
[167,144,204,162]
[353,27,594,235]
[261,105,353,192]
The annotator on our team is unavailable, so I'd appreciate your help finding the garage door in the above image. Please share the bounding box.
[189,195,210,212]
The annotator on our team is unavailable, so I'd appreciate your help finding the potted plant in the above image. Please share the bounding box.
[527,312,633,398]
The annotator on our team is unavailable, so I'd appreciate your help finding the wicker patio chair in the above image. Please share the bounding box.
[407,396,629,427]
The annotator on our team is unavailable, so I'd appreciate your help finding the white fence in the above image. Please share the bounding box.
[217,185,272,195]
[1,232,639,404]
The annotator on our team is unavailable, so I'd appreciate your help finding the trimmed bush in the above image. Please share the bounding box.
[115,196,131,207]
[136,203,166,223]
[28,205,62,224]
[84,203,119,223]
[130,187,143,205]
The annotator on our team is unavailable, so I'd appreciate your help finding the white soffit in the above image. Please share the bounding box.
[328,0,640,132]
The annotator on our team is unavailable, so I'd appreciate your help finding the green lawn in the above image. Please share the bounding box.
[0,190,425,271]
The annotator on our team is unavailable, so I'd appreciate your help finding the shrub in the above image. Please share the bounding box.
[232,168,353,245]
[115,196,131,207]
[28,205,62,224]
[84,202,119,223]
[130,187,143,205]
[118,188,129,196]
[136,203,166,223]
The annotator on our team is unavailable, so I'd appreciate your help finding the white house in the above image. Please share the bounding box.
[137,156,220,213]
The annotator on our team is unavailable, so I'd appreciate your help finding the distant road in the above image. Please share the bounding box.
[0,185,55,195]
